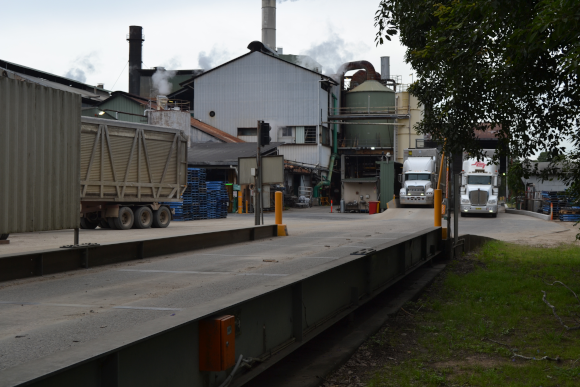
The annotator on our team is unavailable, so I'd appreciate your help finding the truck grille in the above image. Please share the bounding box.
[469,190,488,206]
[408,186,425,196]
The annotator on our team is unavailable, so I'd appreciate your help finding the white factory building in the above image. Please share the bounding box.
[180,42,339,178]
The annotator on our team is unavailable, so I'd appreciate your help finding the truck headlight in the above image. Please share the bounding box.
[488,199,497,205]
[461,199,470,204]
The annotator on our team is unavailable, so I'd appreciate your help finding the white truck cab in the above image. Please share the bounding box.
[460,152,500,217]
[399,149,439,207]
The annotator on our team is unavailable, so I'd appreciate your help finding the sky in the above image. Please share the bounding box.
[0,0,413,92]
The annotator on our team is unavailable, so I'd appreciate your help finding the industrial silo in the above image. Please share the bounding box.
[343,80,395,148]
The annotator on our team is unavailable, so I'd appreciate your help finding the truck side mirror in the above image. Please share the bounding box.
[397,174,402,183]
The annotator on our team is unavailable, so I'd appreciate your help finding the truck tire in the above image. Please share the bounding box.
[107,217,118,230]
[0,234,8,240]
[152,206,171,228]
[113,207,134,230]
[491,213,497,218]
[99,220,110,229]
[80,218,99,229]
[133,207,153,229]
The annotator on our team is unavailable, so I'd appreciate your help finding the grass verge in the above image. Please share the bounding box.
[323,241,580,387]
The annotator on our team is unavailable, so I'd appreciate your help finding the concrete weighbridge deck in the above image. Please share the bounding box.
[0,212,441,387]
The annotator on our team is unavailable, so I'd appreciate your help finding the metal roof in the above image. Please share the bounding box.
[188,142,281,166]
[190,118,244,143]
[348,80,392,93]
[179,46,338,88]
[0,59,110,101]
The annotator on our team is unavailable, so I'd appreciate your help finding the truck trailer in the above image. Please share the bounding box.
[459,150,500,217]
[79,117,188,230]
[399,148,443,207]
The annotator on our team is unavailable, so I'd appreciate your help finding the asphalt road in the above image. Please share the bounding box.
[0,207,570,372]
[0,211,427,371]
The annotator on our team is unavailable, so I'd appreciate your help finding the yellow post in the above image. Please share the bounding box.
[434,189,442,227]
[275,191,283,225]
[275,191,288,236]
[238,194,242,214]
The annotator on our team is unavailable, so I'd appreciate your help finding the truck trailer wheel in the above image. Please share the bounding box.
[133,207,153,229]
[99,220,110,229]
[107,218,118,230]
[152,206,171,228]
[113,207,134,230]
[80,218,99,229]
[0,234,8,240]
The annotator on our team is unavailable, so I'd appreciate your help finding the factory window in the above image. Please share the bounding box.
[281,127,293,137]
[321,126,330,146]
[304,126,316,144]
[238,128,257,136]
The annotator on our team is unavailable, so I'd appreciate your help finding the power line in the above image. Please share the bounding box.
[111,61,129,90]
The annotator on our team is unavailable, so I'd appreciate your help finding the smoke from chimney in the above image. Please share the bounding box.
[262,0,276,50]
[152,67,176,96]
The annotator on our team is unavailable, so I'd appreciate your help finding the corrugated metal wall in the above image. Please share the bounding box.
[0,77,81,234]
[194,52,329,143]
[379,160,395,209]
[97,96,148,123]
[277,144,332,169]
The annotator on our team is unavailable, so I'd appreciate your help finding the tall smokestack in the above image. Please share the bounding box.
[127,26,144,96]
[262,0,276,50]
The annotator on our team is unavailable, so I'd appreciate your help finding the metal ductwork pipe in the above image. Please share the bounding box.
[127,26,144,96]
[262,0,276,50]
[380,57,390,80]
[334,60,380,95]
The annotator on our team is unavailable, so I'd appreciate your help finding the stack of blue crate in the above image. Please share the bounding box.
[164,202,186,221]
[206,181,228,219]
[541,191,568,216]
[189,168,207,220]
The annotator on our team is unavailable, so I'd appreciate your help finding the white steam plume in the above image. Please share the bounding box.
[198,47,231,70]
[64,52,97,83]
[152,68,177,96]
[303,30,368,75]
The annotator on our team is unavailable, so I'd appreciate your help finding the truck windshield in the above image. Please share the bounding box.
[467,176,492,185]
[405,174,431,181]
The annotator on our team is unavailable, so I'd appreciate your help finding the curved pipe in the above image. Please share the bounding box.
[332,60,380,93]
[336,61,379,80]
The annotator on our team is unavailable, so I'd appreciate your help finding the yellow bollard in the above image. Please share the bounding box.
[434,189,442,227]
[275,191,288,236]
[275,192,283,225]
[238,194,242,214]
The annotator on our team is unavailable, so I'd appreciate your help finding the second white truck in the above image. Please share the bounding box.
[399,148,442,207]
[460,150,500,217]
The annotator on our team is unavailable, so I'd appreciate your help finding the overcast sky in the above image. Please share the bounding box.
[0,0,413,92]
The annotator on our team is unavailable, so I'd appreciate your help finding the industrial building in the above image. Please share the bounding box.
[1,0,427,212]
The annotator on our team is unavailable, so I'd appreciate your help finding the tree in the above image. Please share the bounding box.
[375,0,580,237]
